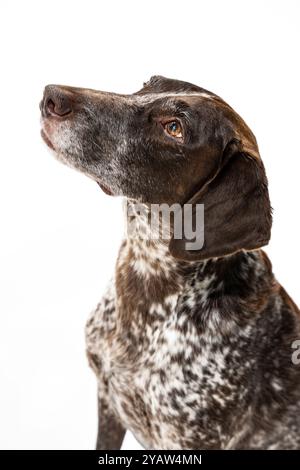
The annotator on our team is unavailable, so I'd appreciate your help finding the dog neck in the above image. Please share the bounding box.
[121,198,178,270]
[115,198,274,330]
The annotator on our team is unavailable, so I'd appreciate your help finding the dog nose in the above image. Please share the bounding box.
[41,85,72,118]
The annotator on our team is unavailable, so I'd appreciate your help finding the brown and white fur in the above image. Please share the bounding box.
[40,76,300,449]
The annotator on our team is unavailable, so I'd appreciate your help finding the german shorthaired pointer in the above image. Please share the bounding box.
[40,76,300,450]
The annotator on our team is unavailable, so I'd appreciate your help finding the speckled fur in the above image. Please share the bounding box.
[86,209,300,449]
[40,76,300,449]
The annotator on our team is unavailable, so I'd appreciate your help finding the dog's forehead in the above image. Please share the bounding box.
[131,75,218,107]
[138,75,211,95]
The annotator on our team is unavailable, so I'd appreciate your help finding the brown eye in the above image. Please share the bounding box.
[163,120,183,140]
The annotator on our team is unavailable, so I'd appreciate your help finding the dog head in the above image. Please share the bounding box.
[40,75,272,260]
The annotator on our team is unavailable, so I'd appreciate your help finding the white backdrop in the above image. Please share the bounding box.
[0,0,299,450]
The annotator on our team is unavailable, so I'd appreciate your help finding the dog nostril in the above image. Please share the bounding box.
[46,98,56,115]
[43,87,73,118]
[46,97,72,117]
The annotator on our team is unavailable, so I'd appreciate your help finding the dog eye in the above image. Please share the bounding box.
[163,120,183,141]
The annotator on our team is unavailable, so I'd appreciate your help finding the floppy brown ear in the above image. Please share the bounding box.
[169,140,272,261]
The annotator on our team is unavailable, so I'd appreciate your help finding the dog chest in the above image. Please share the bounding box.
[90,299,243,449]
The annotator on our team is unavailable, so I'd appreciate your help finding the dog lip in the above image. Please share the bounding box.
[97,182,114,196]
[41,129,55,150]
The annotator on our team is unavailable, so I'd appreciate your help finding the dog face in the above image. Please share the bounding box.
[40,75,272,260]
[40,75,255,203]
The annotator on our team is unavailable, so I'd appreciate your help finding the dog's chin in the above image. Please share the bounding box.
[41,129,115,196]
[97,182,114,196]
[41,129,55,151]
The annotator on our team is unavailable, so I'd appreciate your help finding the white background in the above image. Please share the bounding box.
[0,0,299,450]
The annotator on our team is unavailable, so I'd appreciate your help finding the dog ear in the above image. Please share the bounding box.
[169,139,272,261]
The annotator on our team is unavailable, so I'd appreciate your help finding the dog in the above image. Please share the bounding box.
[40,75,300,450]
